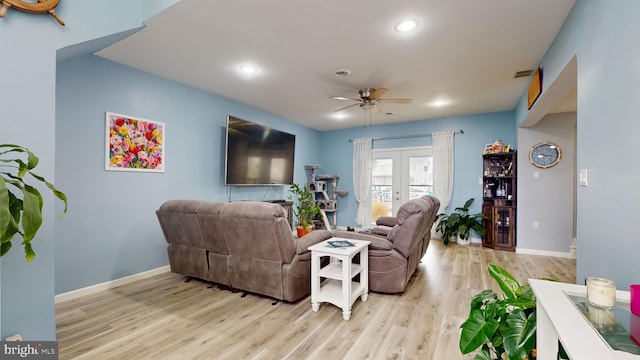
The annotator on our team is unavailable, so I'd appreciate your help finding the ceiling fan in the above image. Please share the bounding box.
[330,87,412,113]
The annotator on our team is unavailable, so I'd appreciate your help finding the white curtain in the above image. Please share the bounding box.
[432,131,455,214]
[352,138,372,226]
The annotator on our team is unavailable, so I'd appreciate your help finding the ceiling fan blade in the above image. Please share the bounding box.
[334,103,360,112]
[369,87,389,99]
[330,96,361,101]
[378,98,413,104]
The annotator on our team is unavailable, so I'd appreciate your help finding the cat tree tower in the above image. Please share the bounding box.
[305,164,348,230]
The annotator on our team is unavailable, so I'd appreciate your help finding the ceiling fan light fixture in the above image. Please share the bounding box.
[360,103,373,111]
[394,19,419,32]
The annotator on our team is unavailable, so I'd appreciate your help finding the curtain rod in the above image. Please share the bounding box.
[348,129,464,143]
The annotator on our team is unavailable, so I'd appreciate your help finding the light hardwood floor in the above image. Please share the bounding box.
[56,240,576,360]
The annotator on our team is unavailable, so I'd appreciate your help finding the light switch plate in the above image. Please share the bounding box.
[579,169,588,186]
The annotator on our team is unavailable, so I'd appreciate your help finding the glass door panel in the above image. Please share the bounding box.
[371,147,432,225]
[408,155,433,200]
[372,158,393,221]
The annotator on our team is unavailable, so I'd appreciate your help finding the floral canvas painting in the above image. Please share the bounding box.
[105,112,165,172]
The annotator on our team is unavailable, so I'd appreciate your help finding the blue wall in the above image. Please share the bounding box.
[0,0,179,341]
[514,1,640,289]
[55,54,323,293]
[319,112,515,227]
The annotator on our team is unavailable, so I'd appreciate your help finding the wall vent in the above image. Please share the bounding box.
[514,69,534,78]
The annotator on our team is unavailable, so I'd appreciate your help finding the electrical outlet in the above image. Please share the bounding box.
[5,333,23,341]
[533,221,539,229]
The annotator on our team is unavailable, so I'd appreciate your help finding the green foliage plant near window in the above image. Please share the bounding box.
[435,198,486,245]
[0,144,68,262]
[287,183,321,229]
[459,264,537,360]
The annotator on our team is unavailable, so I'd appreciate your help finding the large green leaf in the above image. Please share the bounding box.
[472,347,492,360]
[0,241,11,257]
[459,309,499,354]
[0,176,10,239]
[469,289,497,312]
[23,241,36,262]
[488,264,522,300]
[21,185,43,243]
[503,309,536,360]
[29,171,68,213]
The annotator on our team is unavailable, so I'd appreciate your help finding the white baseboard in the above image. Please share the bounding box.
[55,265,171,303]
[516,247,575,259]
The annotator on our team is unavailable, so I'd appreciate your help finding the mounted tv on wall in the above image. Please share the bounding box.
[224,115,295,185]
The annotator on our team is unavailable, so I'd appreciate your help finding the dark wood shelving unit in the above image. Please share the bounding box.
[482,151,517,251]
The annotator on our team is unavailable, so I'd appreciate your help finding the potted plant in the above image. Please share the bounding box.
[1,144,68,261]
[459,264,537,360]
[435,198,486,245]
[288,183,321,237]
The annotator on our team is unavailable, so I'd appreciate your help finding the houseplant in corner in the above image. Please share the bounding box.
[459,264,537,360]
[435,198,486,245]
[288,183,321,237]
[0,144,68,261]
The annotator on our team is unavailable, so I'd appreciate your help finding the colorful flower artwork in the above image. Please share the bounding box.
[105,112,165,172]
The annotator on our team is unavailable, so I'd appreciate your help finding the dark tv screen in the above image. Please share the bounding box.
[225,115,295,185]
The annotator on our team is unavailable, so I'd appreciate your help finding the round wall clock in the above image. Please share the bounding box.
[0,0,65,26]
[529,141,562,168]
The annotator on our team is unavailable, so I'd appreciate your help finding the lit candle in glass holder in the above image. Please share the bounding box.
[586,277,616,308]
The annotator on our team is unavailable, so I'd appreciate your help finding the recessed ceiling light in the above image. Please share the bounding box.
[240,65,258,74]
[430,99,451,107]
[385,112,396,116]
[395,19,419,32]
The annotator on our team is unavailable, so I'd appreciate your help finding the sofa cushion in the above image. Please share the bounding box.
[376,216,399,227]
[331,230,393,250]
[295,230,332,255]
[371,225,392,237]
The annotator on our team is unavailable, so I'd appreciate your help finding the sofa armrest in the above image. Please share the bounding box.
[295,229,333,255]
[332,231,393,250]
[376,216,399,227]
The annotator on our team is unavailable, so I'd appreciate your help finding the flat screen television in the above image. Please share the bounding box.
[225,115,295,185]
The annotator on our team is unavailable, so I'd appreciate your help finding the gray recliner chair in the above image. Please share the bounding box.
[156,200,213,281]
[219,201,332,302]
[332,195,440,293]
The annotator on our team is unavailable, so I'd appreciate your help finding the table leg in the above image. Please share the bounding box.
[537,302,559,359]
[311,252,320,312]
[342,255,352,320]
[361,247,368,302]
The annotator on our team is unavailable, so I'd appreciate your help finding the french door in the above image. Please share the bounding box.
[371,147,433,224]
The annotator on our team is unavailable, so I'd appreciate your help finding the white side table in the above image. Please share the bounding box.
[308,238,370,320]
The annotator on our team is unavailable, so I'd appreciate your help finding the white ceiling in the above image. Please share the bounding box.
[96,0,576,131]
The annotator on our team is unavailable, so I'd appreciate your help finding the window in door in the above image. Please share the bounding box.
[371,147,433,224]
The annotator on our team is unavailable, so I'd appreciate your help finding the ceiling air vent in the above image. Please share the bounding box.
[514,69,534,79]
